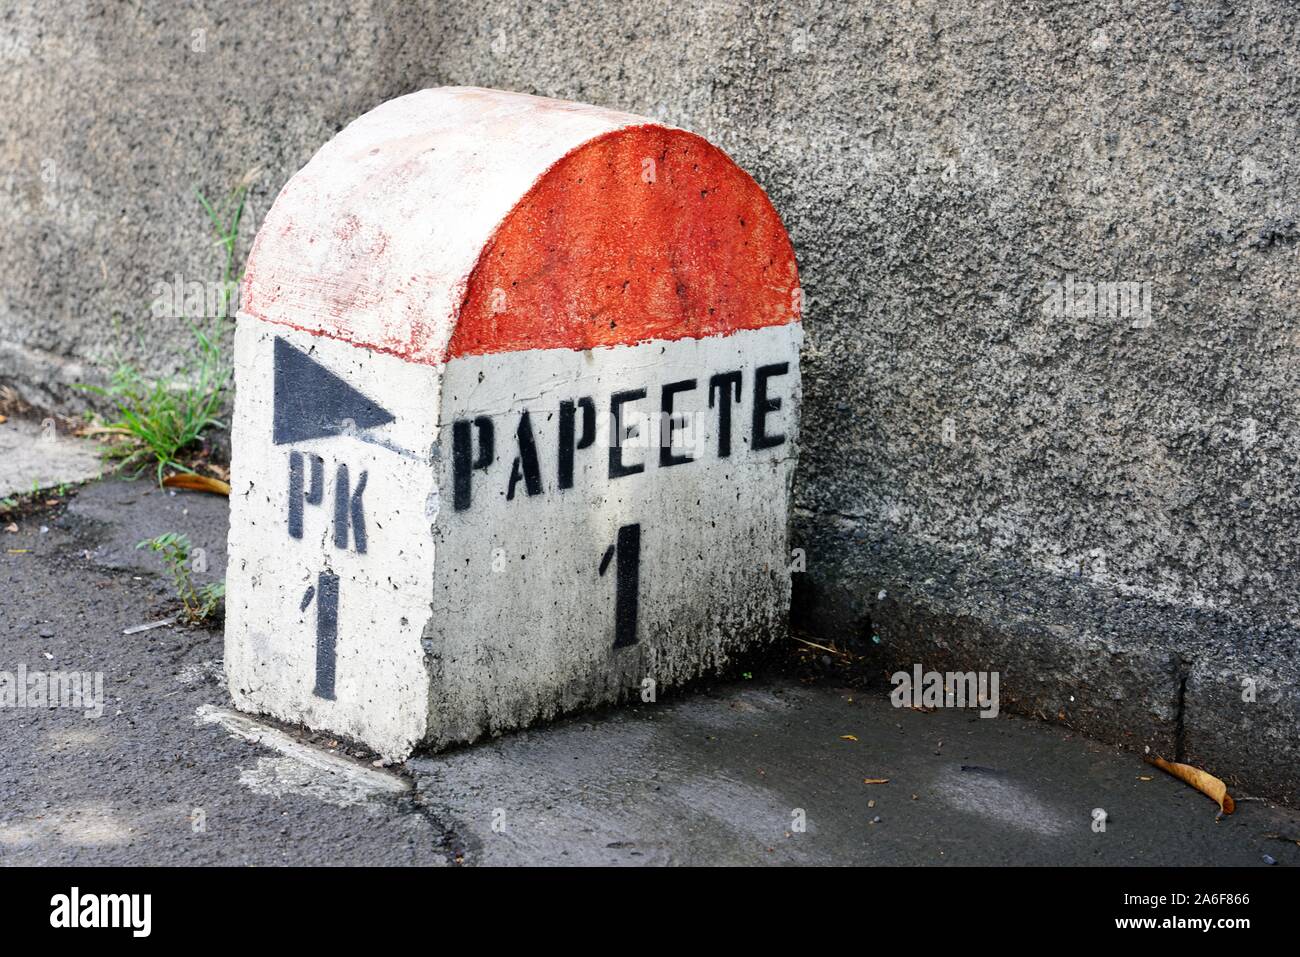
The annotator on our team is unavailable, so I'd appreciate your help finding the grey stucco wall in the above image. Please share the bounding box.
[2,1,1297,799]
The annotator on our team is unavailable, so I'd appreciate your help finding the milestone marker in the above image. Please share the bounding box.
[225,87,802,759]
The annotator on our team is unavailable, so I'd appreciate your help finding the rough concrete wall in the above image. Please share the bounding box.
[0,0,397,407]
[3,1,1297,798]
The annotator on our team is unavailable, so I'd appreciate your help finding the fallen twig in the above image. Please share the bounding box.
[791,635,849,658]
[122,617,177,636]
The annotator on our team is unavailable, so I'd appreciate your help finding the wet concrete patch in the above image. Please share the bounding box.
[410,679,1300,866]
[64,477,228,579]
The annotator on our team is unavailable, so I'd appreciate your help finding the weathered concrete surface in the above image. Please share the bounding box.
[0,0,403,411]
[0,418,102,498]
[3,2,1299,798]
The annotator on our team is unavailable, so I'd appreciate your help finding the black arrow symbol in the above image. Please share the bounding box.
[273,337,395,445]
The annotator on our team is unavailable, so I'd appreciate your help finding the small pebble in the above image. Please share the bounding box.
[1262,854,1277,865]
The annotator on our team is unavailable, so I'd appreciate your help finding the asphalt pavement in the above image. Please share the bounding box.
[2,474,1297,866]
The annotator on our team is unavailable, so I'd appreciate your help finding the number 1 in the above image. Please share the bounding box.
[599,523,641,649]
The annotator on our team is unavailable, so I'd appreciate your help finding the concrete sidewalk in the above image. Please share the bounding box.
[2,476,1297,865]
[0,417,101,499]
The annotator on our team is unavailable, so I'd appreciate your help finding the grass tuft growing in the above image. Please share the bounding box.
[136,532,225,624]
[81,175,256,484]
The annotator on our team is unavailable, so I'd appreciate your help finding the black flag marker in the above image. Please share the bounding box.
[273,337,395,445]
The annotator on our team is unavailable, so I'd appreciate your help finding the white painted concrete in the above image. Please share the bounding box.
[428,325,801,746]
[225,321,440,756]
[196,705,411,805]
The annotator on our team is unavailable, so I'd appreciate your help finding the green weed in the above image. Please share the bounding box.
[82,334,229,484]
[136,532,225,624]
[81,175,256,484]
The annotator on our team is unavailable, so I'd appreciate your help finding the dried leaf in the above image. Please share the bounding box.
[840,734,858,742]
[1147,756,1235,815]
[862,778,890,785]
[162,474,230,496]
